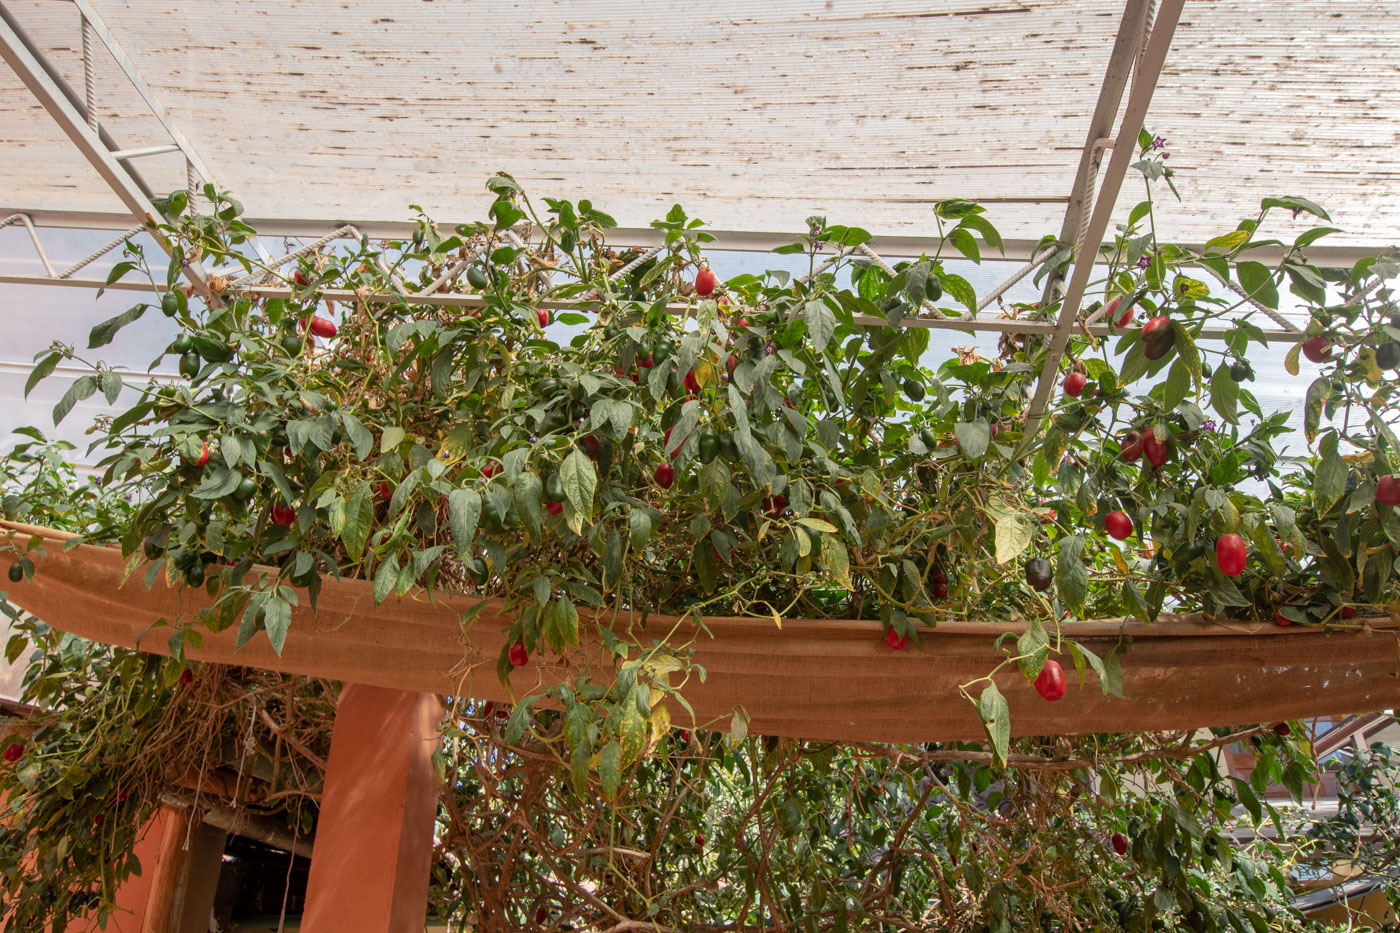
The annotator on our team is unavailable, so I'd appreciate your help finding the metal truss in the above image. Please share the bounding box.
[0,0,1320,351]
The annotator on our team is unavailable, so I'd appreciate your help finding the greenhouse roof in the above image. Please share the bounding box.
[2,0,1399,256]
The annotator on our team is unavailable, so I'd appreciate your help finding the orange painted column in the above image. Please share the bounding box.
[300,685,444,933]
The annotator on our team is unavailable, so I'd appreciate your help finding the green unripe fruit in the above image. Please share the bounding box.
[160,292,180,317]
[466,557,489,585]
[717,432,738,462]
[178,352,200,379]
[698,432,720,464]
[280,333,303,356]
[234,476,258,500]
[903,378,926,402]
[1376,341,1400,371]
[7,564,23,583]
[171,334,194,354]
[466,265,491,290]
[183,562,205,586]
[545,473,565,503]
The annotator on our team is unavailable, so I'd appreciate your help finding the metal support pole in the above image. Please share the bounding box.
[0,4,215,302]
[1019,0,1187,446]
[0,213,56,277]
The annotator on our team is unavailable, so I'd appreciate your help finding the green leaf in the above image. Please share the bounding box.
[940,273,977,313]
[1056,535,1089,616]
[1235,261,1279,310]
[88,304,147,349]
[373,552,399,606]
[554,598,579,647]
[1016,619,1049,678]
[598,739,622,799]
[619,700,646,766]
[1303,377,1331,444]
[1315,432,1346,516]
[977,682,1010,765]
[447,488,481,560]
[380,425,406,453]
[340,413,373,461]
[955,420,990,459]
[803,299,836,353]
[1162,359,1191,410]
[561,448,597,515]
[1209,363,1240,424]
[25,351,61,398]
[98,371,123,405]
[820,535,851,589]
[53,375,97,425]
[263,594,291,655]
[1204,230,1250,253]
[949,227,981,264]
[341,482,373,561]
[985,497,1033,565]
[515,471,543,541]
[628,506,653,549]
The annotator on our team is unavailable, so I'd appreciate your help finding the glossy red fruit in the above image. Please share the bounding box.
[178,668,194,686]
[684,369,701,394]
[546,501,563,515]
[764,494,788,518]
[932,582,949,599]
[1143,427,1169,467]
[579,434,601,458]
[196,440,210,466]
[655,463,675,489]
[1340,606,1357,619]
[694,833,705,846]
[508,639,529,668]
[1105,510,1133,540]
[1273,722,1290,737]
[292,270,309,287]
[1301,335,1332,363]
[378,481,392,501]
[928,566,948,585]
[1141,315,1171,344]
[695,267,717,298]
[307,316,337,339]
[1063,372,1088,397]
[271,503,296,526]
[639,355,656,369]
[1215,533,1247,576]
[1033,660,1067,702]
[1377,474,1400,506]
[1273,609,1293,627]
[1107,295,1134,327]
[1111,832,1128,856]
[535,907,548,926]
[536,308,551,327]
[885,626,909,650]
[1120,430,1145,462]
[2,740,23,763]
[482,460,501,478]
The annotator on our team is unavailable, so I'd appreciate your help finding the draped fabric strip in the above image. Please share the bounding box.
[3,523,1398,743]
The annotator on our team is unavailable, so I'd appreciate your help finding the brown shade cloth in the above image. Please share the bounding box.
[3,522,1398,743]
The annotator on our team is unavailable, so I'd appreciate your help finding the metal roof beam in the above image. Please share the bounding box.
[1019,0,1187,445]
[3,208,1381,269]
[0,0,214,301]
[68,0,220,191]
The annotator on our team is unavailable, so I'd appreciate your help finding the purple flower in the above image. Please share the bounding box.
[764,343,777,356]
[1201,420,1217,433]
[1150,135,1167,152]
[1137,255,1152,269]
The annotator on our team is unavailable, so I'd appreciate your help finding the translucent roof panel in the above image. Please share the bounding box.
[2,0,1398,250]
